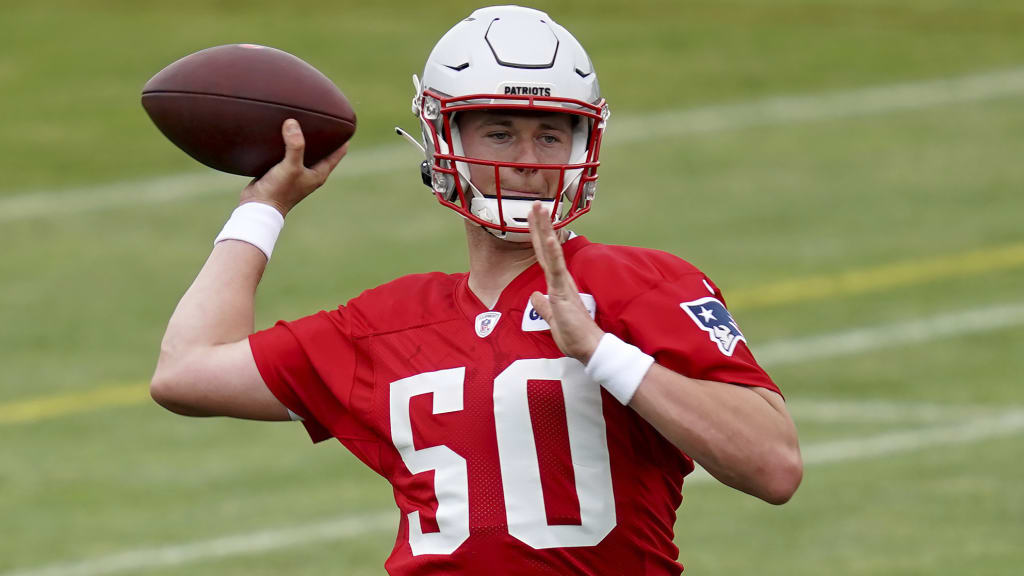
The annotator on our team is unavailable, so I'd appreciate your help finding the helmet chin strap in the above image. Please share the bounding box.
[470,196,553,242]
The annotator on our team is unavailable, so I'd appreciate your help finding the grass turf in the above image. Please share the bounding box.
[1,0,1022,574]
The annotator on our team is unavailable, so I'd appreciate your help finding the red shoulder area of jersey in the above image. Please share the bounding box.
[566,237,778,395]
[344,271,465,337]
[567,238,709,316]
[339,270,464,336]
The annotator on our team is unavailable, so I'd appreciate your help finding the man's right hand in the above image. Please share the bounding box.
[239,118,349,217]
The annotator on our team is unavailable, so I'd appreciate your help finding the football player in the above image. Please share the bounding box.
[151,6,802,575]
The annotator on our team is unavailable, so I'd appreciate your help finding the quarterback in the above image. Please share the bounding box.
[151,5,802,575]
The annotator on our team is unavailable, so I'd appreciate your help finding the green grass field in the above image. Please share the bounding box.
[2,1,1023,574]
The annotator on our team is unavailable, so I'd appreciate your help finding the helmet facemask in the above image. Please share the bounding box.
[418,89,607,241]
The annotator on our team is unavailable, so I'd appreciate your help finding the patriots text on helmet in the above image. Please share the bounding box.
[503,86,553,97]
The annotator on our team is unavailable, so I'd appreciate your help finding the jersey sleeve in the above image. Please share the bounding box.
[615,273,781,396]
[248,308,359,443]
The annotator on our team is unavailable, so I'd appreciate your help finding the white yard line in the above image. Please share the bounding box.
[785,398,1007,424]
[754,302,1024,367]
[7,407,1023,576]
[4,66,1024,222]
[799,410,1024,465]
[0,144,418,223]
[1,513,396,576]
[683,409,1024,484]
[612,65,1024,140]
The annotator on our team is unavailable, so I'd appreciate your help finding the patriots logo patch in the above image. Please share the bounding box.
[680,297,746,356]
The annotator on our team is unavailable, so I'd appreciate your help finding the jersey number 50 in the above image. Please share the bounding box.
[389,358,616,556]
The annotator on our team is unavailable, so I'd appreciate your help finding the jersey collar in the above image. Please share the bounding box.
[454,234,591,319]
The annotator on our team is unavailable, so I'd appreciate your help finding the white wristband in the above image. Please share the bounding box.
[585,333,655,405]
[214,202,285,260]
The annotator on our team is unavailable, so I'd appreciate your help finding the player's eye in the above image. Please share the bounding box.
[487,131,511,142]
[539,134,562,145]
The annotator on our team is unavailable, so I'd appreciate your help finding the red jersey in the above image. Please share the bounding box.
[249,236,779,575]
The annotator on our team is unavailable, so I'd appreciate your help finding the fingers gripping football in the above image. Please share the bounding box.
[239,119,349,217]
[527,202,605,363]
[281,119,306,170]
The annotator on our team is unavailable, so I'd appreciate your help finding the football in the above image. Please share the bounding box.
[141,44,356,177]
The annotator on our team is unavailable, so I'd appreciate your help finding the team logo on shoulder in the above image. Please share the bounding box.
[522,293,597,332]
[680,297,746,356]
[475,311,502,338]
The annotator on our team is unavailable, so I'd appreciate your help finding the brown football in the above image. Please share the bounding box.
[141,44,356,177]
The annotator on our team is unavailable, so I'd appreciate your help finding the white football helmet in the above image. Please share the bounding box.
[408,5,609,241]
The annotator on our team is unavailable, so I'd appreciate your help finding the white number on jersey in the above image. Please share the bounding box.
[388,359,616,556]
[494,358,615,549]
[389,367,471,555]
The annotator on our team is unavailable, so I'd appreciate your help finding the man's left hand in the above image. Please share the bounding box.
[527,201,605,363]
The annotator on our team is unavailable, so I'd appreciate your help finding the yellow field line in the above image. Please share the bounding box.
[0,383,150,425]
[728,242,1024,310]
[2,241,1023,426]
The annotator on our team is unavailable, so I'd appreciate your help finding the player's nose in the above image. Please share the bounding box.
[512,140,541,173]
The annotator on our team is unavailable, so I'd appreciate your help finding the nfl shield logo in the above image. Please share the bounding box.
[680,297,746,356]
[475,311,502,338]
